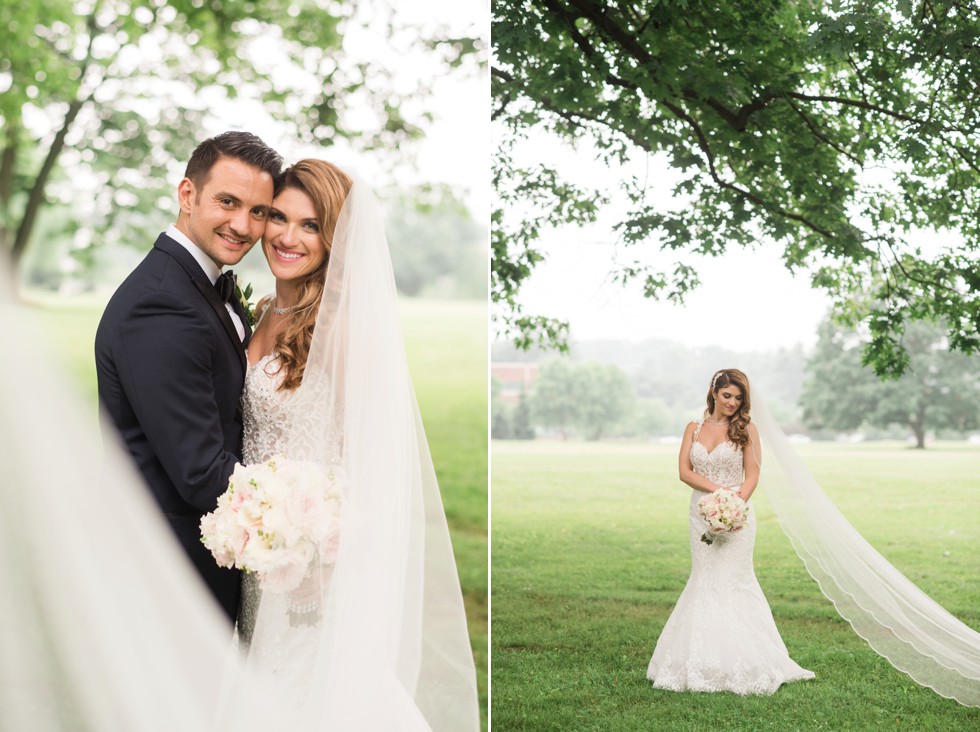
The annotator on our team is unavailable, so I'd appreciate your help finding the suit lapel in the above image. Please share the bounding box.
[154,234,247,373]
[192,278,248,371]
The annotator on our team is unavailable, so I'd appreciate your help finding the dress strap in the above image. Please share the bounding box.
[254,295,274,328]
[692,420,703,441]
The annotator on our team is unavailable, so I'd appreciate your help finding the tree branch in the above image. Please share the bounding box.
[784,91,967,132]
[0,118,17,253]
[491,67,516,121]
[785,96,862,165]
[952,144,980,175]
[659,99,838,238]
[10,13,98,264]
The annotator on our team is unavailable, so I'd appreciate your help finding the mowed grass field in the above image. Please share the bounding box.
[25,294,489,730]
[492,440,980,731]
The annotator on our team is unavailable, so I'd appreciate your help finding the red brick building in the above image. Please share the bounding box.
[491,362,539,404]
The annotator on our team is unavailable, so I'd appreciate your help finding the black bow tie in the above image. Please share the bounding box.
[215,270,236,303]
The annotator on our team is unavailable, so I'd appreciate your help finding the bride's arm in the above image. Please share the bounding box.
[738,422,762,502]
[678,422,727,494]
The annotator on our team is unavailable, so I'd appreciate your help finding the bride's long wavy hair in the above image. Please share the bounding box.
[272,159,353,391]
[704,368,752,448]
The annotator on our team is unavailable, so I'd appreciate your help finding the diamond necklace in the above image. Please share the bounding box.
[272,299,301,315]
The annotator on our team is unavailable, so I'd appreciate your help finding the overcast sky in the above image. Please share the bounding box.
[517,233,831,352]
[501,130,835,352]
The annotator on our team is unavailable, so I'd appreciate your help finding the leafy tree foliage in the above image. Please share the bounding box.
[620,397,671,438]
[529,358,633,439]
[387,192,487,299]
[528,359,580,438]
[491,376,515,439]
[0,0,482,279]
[491,409,512,440]
[574,361,634,439]
[800,317,980,447]
[511,392,535,439]
[492,0,980,377]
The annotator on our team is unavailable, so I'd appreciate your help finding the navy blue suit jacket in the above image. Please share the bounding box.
[95,233,251,623]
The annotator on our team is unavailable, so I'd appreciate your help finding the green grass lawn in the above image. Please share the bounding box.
[24,294,488,730]
[492,440,980,731]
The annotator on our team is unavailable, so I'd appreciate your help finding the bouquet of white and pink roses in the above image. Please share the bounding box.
[200,455,345,593]
[697,489,749,545]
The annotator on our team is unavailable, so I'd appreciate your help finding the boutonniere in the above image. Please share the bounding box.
[235,278,256,327]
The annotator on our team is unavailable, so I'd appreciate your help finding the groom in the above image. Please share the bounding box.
[95,131,282,624]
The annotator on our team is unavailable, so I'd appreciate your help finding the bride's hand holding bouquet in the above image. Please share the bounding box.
[199,455,345,593]
[697,488,749,545]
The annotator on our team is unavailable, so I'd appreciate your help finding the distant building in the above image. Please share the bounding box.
[492,362,539,404]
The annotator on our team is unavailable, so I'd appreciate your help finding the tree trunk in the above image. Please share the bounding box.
[0,118,17,253]
[10,98,86,267]
[910,403,927,449]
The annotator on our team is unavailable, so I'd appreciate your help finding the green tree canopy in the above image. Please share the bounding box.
[492,0,980,377]
[800,317,980,448]
[511,392,535,440]
[529,358,633,439]
[0,0,482,279]
[528,358,580,438]
[387,191,488,299]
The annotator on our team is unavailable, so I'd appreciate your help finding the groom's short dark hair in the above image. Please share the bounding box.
[184,131,283,189]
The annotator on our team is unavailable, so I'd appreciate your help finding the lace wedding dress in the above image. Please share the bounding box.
[235,348,321,706]
[646,421,814,694]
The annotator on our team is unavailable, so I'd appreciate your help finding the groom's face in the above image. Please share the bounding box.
[176,156,275,268]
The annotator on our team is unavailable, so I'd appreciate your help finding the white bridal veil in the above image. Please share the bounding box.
[0,179,478,730]
[245,179,480,729]
[753,394,980,707]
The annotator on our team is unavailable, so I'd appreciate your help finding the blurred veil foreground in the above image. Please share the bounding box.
[0,260,253,731]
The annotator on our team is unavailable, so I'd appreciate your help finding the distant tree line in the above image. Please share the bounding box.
[387,193,487,300]
[801,319,980,448]
[493,360,660,441]
[493,317,980,446]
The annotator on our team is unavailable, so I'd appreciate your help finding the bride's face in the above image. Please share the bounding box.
[263,187,327,282]
[714,384,743,418]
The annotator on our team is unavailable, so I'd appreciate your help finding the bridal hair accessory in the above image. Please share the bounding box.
[710,370,723,391]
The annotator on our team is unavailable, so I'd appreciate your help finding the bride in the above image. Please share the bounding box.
[220,158,481,730]
[225,158,478,728]
[648,367,980,706]
[647,368,814,694]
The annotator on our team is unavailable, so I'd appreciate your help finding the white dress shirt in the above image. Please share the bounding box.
[166,224,245,341]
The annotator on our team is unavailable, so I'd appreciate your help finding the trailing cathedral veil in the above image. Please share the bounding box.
[753,393,980,707]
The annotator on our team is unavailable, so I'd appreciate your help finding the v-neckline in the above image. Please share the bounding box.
[693,439,733,457]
